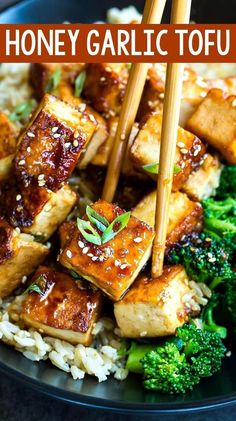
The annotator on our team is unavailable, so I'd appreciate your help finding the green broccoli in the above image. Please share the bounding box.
[126,324,226,394]
[202,197,236,236]
[216,165,236,200]
[167,233,232,284]
[201,293,227,339]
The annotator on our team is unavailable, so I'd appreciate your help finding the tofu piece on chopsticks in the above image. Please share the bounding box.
[114,265,198,338]
[187,89,236,163]
[21,266,102,345]
[59,200,154,301]
[132,191,202,249]
[182,153,223,201]
[83,63,129,117]
[0,219,49,298]
[130,113,206,191]
[0,112,17,181]
[0,94,96,240]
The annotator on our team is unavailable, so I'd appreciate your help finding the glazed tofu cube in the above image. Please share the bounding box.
[114,265,195,338]
[130,113,206,191]
[59,85,109,168]
[60,200,154,301]
[0,219,49,298]
[187,89,236,163]
[15,94,96,192]
[132,191,202,249]
[182,153,223,201]
[0,180,76,241]
[0,112,17,180]
[21,266,102,345]
[84,63,129,116]
[30,63,85,99]
[22,185,77,240]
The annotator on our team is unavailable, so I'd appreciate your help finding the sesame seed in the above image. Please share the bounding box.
[27,132,35,138]
[64,142,71,148]
[120,264,128,270]
[16,194,21,201]
[88,253,94,258]
[89,114,96,124]
[78,103,86,112]
[177,141,185,148]
[38,180,46,187]
[18,160,25,166]
[52,126,58,133]
[134,237,142,243]
[53,133,61,139]
[16,206,22,212]
[73,140,79,147]
[21,275,27,283]
[114,260,120,267]
[92,256,98,261]
[82,247,89,254]
[81,117,87,124]
[226,350,232,357]
[38,174,45,180]
[209,257,216,263]
[74,131,80,138]
[99,256,105,262]
[15,227,20,234]
[180,148,188,155]
[100,76,106,82]
[140,331,147,337]
[27,147,31,153]
[66,250,72,258]
[120,133,125,140]
[232,99,236,107]
[78,241,84,248]
[44,203,52,212]
[105,66,111,72]
[159,92,164,99]
[207,252,213,258]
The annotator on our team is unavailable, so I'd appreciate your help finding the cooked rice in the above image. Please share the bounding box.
[0,296,127,383]
[0,64,32,114]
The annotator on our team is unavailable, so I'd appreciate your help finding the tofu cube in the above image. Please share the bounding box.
[84,63,129,117]
[132,191,202,249]
[59,84,108,168]
[30,63,85,99]
[0,178,76,241]
[182,153,223,201]
[21,266,102,345]
[187,89,236,163]
[0,112,17,180]
[114,265,195,338]
[130,113,206,191]
[91,117,118,166]
[15,94,96,192]
[137,64,166,120]
[0,219,49,298]
[60,200,154,301]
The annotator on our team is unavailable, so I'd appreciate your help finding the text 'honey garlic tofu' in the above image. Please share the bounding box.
[60,200,154,301]
[84,63,129,117]
[130,113,206,191]
[114,265,196,338]
[15,93,96,192]
[182,153,223,201]
[0,219,49,298]
[0,112,17,181]
[187,89,236,164]
[132,191,202,249]
[21,266,102,345]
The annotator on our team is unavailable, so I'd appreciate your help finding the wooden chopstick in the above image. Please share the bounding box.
[102,0,167,203]
[152,0,192,278]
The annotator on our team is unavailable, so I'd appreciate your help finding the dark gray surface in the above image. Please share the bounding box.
[0,374,236,421]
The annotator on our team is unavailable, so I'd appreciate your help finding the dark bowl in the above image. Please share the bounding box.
[0,0,236,414]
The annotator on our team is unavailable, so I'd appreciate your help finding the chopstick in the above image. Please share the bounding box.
[102,0,167,203]
[151,0,192,278]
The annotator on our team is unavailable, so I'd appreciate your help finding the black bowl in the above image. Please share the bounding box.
[0,0,236,414]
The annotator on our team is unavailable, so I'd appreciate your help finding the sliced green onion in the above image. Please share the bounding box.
[45,68,61,93]
[74,70,86,97]
[77,218,102,245]
[143,162,181,175]
[102,211,131,244]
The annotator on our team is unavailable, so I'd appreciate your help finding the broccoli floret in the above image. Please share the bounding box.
[167,233,232,284]
[202,197,236,236]
[126,324,226,394]
[216,165,236,200]
[201,293,227,339]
